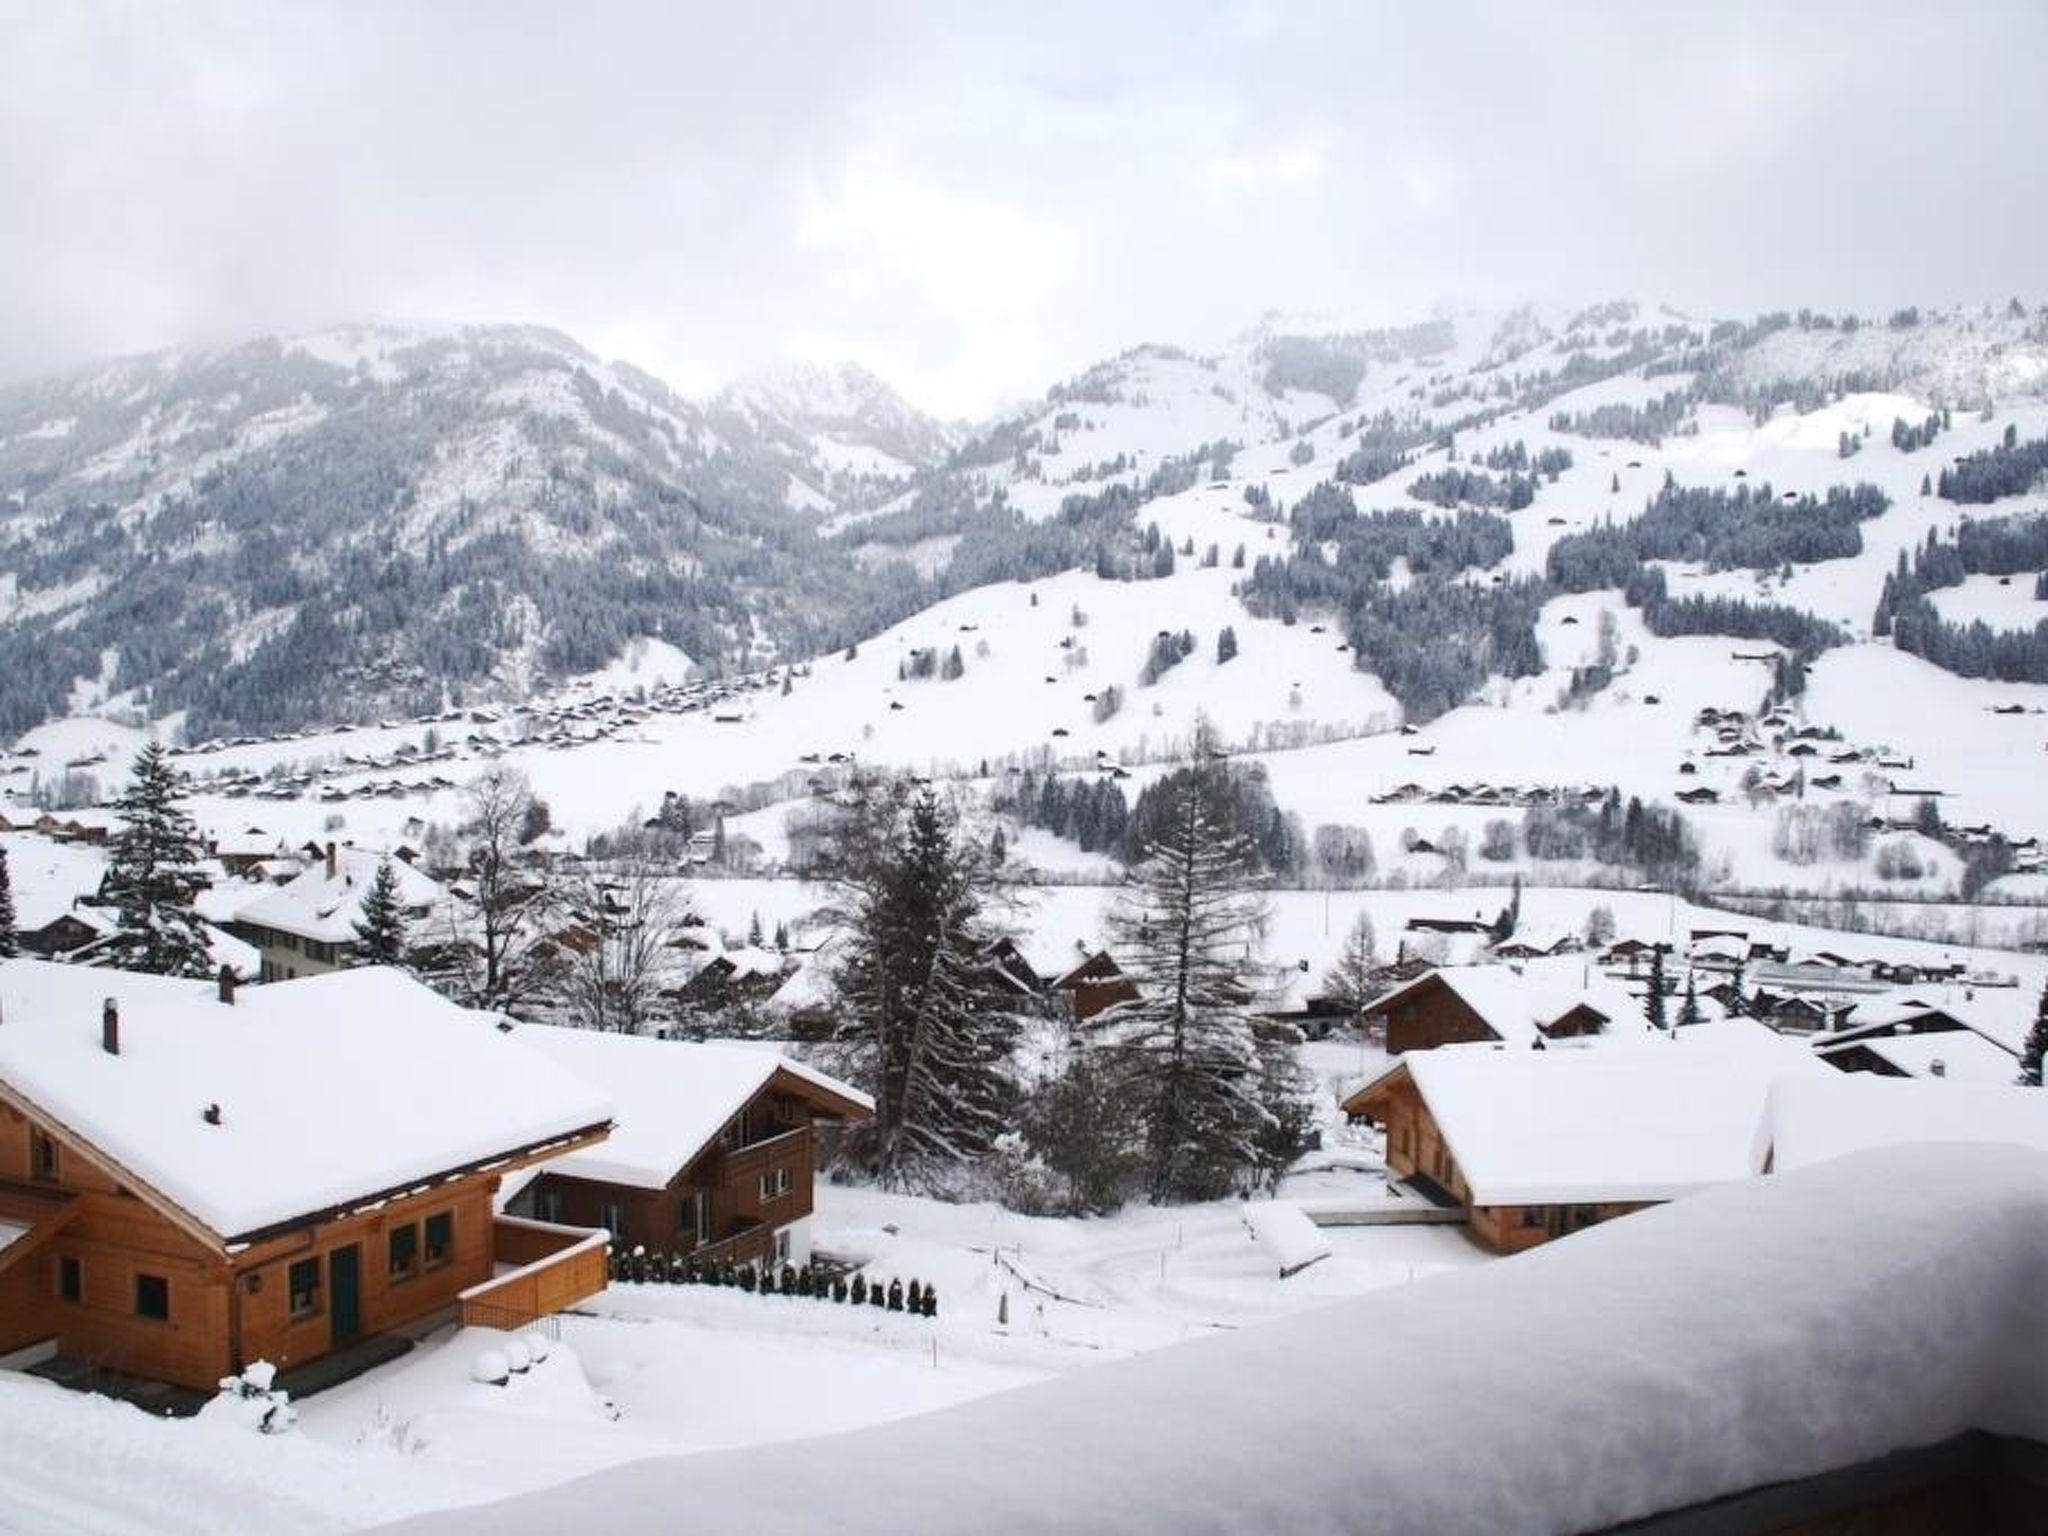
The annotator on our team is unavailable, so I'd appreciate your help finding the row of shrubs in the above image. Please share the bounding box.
[608,1248,940,1317]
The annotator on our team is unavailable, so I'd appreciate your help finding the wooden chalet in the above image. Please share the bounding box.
[502,1026,872,1270]
[1362,964,1649,1055]
[1051,949,1139,1025]
[0,961,613,1392]
[1344,1022,1828,1252]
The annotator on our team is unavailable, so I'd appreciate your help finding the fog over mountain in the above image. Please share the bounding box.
[5,1,2047,416]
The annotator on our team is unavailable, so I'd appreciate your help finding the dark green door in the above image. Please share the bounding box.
[330,1245,361,1346]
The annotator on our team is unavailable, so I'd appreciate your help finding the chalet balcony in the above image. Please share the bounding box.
[459,1216,610,1332]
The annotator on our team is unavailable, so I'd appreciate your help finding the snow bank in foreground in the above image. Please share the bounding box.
[376,1143,2048,1536]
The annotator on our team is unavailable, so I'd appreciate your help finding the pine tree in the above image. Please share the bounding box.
[1646,944,1669,1030]
[352,859,409,967]
[748,910,764,947]
[823,782,1021,1191]
[1678,974,1701,1027]
[0,845,17,959]
[101,742,214,977]
[2020,982,2047,1088]
[1097,727,1275,1203]
[1217,626,1238,664]
[1320,912,1378,1012]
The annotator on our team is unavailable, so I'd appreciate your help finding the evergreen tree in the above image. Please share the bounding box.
[0,845,17,958]
[101,742,214,977]
[823,782,1021,1191]
[1217,626,1238,664]
[1319,911,1379,1012]
[1678,974,1701,1027]
[2020,982,2047,1088]
[1646,944,1669,1030]
[748,910,764,947]
[1097,726,1277,1202]
[352,859,409,967]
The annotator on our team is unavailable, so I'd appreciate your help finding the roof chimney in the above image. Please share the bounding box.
[325,841,338,879]
[102,998,119,1056]
[218,965,236,1006]
[203,1103,222,1125]
[1929,1058,1947,1078]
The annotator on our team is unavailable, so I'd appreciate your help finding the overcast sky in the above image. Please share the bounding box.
[4,1,2044,417]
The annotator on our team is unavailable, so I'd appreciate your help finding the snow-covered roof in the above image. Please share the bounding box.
[1762,1074,2048,1172]
[1385,1028,1827,1205]
[369,1144,2048,1536]
[0,831,106,931]
[1371,960,1651,1048]
[235,847,448,943]
[1831,983,2032,1054]
[496,1022,871,1191]
[0,960,612,1244]
[1818,1028,2019,1083]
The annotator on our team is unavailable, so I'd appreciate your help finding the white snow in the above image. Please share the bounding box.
[497,1023,870,1192]
[0,961,612,1241]
[1762,1074,2048,1170]
[369,1144,2048,1536]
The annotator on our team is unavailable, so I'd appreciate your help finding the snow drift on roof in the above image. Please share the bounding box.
[236,847,448,944]
[1763,1073,2048,1171]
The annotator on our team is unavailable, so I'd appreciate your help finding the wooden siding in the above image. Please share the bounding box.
[458,1219,608,1331]
[1382,982,1500,1054]
[523,1087,820,1262]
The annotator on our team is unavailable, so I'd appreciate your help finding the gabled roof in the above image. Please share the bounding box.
[1356,1027,1828,1206]
[236,847,449,944]
[1818,1029,2019,1084]
[1761,1074,2048,1172]
[0,960,612,1247]
[500,1023,872,1191]
[1365,961,1650,1048]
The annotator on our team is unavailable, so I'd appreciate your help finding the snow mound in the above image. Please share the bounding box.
[373,1143,2048,1536]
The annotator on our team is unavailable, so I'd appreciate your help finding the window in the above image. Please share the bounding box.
[29,1129,58,1182]
[757,1166,792,1202]
[288,1257,322,1319]
[1521,1206,1547,1229]
[773,1227,792,1263]
[388,1222,419,1282]
[600,1202,624,1241]
[423,1211,453,1269]
[535,1187,562,1223]
[57,1255,80,1302]
[135,1273,169,1321]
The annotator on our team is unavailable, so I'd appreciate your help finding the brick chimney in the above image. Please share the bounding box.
[102,998,119,1056]
[325,841,338,879]
[218,965,236,1005]
[1930,1058,1947,1078]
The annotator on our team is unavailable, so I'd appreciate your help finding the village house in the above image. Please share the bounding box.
[0,960,613,1394]
[231,843,448,982]
[1811,990,2023,1082]
[1344,1022,1828,1251]
[1050,948,1140,1025]
[499,1026,871,1269]
[1360,963,1650,1055]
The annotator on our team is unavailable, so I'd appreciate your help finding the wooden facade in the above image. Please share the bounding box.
[520,1081,830,1270]
[0,1098,608,1391]
[1375,977,1504,1054]
[1350,1068,1647,1255]
[1055,951,1140,1025]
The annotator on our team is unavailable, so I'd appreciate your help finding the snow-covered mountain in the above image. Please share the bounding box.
[4,301,2047,782]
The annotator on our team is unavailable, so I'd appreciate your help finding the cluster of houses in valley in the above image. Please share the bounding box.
[1333,934,2046,1254]
[0,957,871,1406]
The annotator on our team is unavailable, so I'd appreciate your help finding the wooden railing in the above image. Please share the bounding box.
[459,1217,609,1332]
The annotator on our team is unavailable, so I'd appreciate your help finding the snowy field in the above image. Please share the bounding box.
[0,1154,1483,1535]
